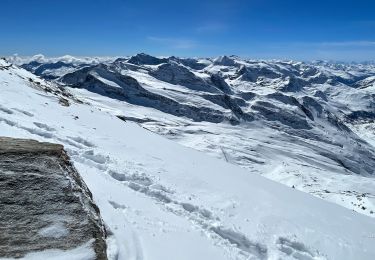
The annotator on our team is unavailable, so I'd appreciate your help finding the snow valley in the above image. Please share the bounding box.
[1,54,375,260]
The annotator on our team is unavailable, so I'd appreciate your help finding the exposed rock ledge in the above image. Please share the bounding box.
[0,137,107,259]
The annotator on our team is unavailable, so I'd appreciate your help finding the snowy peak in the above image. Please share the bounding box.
[213,55,238,66]
[0,58,15,69]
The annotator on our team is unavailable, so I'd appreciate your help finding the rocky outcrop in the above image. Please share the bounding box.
[0,137,107,259]
[236,64,281,82]
[150,62,220,93]
[127,53,168,66]
[169,56,208,70]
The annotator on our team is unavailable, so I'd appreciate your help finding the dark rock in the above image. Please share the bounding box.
[251,101,312,129]
[209,74,232,94]
[236,64,281,82]
[280,76,308,92]
[127,53,168,66]
[0,137,107,259]
[61,65,226,123]
[345,110,375,123]
[150,62,219,93]
[169,56,208,70]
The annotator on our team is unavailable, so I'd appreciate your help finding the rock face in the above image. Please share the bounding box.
[0,137,107,259]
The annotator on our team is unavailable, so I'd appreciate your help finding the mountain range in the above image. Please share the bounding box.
[13,53,375,217]
[1,54,375,259]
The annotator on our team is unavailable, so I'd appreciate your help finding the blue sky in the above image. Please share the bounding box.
[1,0,375,61]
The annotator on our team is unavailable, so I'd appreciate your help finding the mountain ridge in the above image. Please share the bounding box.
[1,57,375,259]
[10,54,375,217]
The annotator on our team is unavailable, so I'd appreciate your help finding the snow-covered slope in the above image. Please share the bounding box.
[17,53,375,218]
[2,59,375,259]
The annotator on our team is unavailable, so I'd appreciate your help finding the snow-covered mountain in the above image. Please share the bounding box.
[2,56,375,259]
[7,54,117,80]
[16,53,375,219]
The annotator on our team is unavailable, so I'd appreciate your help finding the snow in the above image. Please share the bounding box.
[1,61,375,259]
[7,54,117,66]
[0,59,10,67]
[123,69,228,110]
[4,54,375,220]
[69,85,375,218]
[38,223,69,238]
[91,72,123,89]
[0,241,95,260]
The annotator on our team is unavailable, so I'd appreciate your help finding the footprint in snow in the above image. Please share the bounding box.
[277,237,326,260]
[68,136,95,148]
[33,122,56,132]
[108,200,127,210]
[0,105,13,114]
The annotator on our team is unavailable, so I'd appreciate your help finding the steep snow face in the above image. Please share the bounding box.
[17,54,375,218]
[2,59,375,260]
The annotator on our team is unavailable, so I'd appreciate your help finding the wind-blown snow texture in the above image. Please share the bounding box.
[2,56,375,259]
